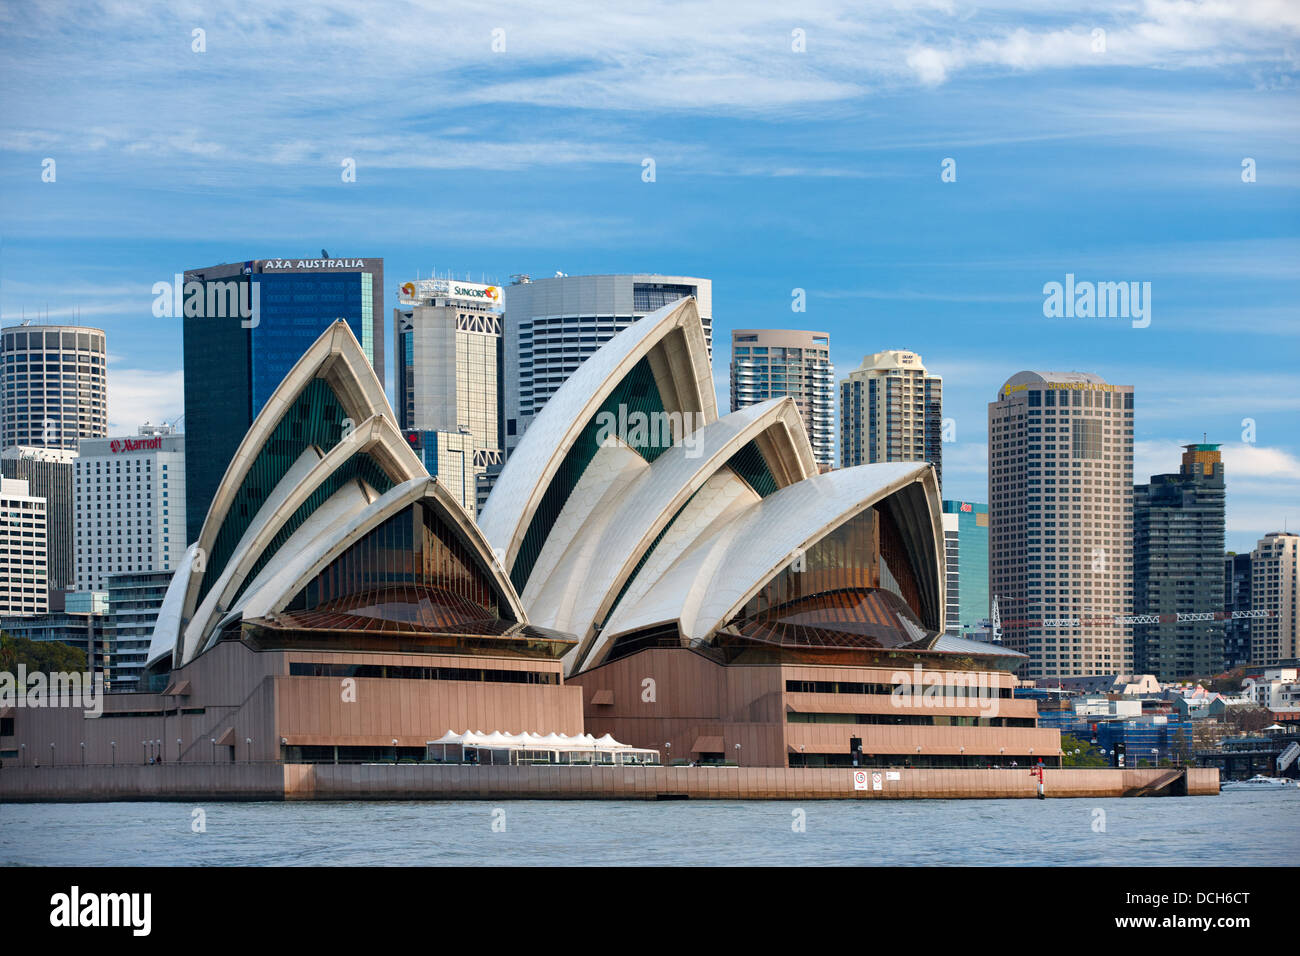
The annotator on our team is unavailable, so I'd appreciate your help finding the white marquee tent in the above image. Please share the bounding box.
[426,730,660,766]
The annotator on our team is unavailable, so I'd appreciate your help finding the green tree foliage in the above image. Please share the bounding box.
[0,632,88,674]
[1059,733,1107,767]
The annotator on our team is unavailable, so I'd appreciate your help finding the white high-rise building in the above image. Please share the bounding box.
[0,476,48,616]
[1250,532,1299,667]
[1,324,108,452]
[730,329,834,467]
[503,274,712,453]
[75,424,186,591]
[393,279,503,514]
[840,349,943,489]
[988,371,1134,681]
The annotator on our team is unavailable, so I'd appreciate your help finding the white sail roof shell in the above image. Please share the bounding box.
[601,462,944,648]
[523,398,816,672]
[478,295,716,579]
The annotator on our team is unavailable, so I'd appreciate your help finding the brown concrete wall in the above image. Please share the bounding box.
[3,641,284,767]
[570,648,1063,767]
[3,643,581,766]
[0,762,286,801]
[287,764,1219,800]
[572,648,788,765]
[0,764,1218,802]
[276,651,582,748]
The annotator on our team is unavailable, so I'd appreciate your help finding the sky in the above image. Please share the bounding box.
[0,0,1297,552]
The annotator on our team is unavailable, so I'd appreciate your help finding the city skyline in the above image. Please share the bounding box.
[1,2,1296,555]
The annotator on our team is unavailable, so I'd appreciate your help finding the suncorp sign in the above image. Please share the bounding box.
[401,279,501,307]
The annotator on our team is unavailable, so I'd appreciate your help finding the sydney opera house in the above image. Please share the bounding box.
[3,298,1061,772]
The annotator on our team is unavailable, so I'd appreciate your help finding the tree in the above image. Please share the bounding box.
[1059,733,1107,767]
[0,632,88,674]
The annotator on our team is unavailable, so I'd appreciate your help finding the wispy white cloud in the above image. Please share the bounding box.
[903,0,1300,86]
[2,0,1296,180]
[106,367,184,433]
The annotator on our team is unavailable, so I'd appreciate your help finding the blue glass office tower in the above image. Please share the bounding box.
[942,500,989,637]
[182,257,384,544]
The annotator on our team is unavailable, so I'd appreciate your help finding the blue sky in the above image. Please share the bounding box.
[0,0,1297,551]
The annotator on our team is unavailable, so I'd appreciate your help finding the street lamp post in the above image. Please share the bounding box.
[110,740,116,766]
[734,743,741,768]
[80,742,85,766]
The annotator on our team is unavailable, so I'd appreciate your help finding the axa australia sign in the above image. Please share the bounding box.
[260,258,372,271]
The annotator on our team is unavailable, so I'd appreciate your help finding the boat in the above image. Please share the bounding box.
[1221,774,1297,791]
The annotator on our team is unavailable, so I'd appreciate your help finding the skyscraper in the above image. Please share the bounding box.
[1250,532,1299,667]
[1,446,75,604]
[840,349,943,489]
[942,510,960,635]
[1,324,107,451]
[503,273,711,453]
[730,329,834,467]
[394,278,502,513]
[1224,552,1253,670]
[181,257,383,542]
[988,371,1134,681]
[942,500,990,638]
[75,423,186,590]
[0,476,48,616]
[1132,443,1226,680]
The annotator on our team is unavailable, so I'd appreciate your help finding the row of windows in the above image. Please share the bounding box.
[785,679,1013,699]
[788,712,1036,727]
[288,663,557,685]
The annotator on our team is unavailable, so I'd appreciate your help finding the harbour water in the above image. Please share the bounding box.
[2,789,1297,866]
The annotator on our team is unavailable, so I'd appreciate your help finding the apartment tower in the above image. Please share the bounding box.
[1132,443,1226,680]
[1250,532,1299,667]
[840,349,943,490]
[730,329,834,467]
